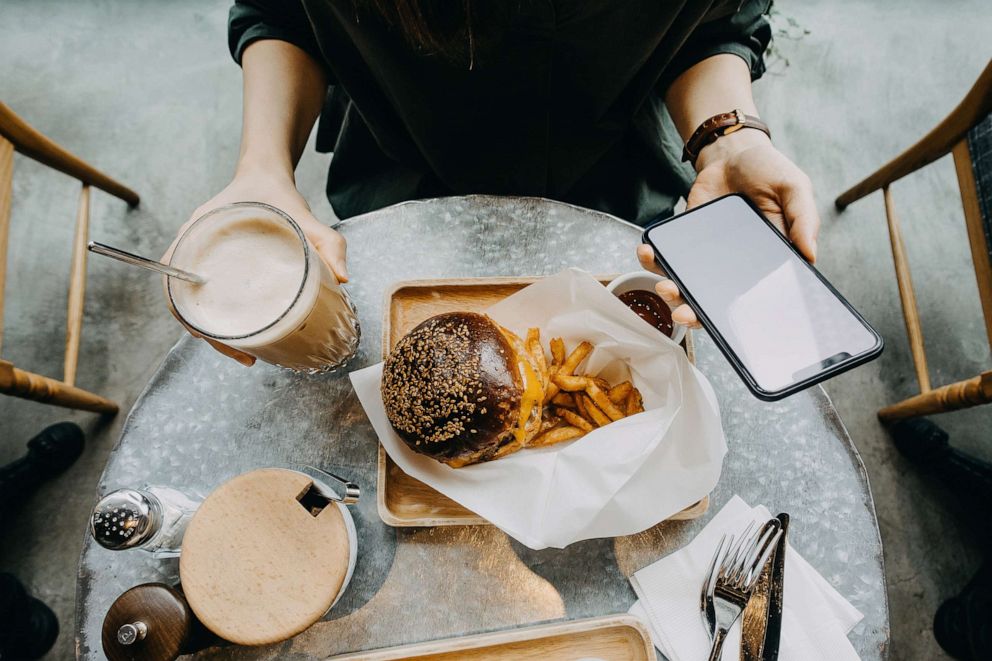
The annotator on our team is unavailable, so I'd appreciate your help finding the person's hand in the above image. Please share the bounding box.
[161,170,348,366]
[636,130,821,329]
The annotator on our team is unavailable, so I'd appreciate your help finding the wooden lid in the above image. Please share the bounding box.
[102,583,192,661]
[179,468,350,646]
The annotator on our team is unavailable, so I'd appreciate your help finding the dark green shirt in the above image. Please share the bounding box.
[229,0,771,225]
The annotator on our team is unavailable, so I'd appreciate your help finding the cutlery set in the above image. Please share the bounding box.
[701,514,790,661]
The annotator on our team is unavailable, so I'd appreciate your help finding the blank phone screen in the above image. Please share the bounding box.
[645,195,878,394]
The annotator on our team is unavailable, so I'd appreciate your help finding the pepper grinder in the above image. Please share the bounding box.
[90,486,200,557]
[102,583,213,661]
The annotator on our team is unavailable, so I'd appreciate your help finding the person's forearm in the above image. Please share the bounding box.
[665,54,768,171]
[666,54,757,139]
[236,40,327,180]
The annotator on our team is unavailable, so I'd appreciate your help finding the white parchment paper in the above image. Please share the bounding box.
[350,268,727,549]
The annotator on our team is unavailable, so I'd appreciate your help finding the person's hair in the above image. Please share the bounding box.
[359,0,513,68]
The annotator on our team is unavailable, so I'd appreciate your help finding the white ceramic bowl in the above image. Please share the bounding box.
[606,270,687,345]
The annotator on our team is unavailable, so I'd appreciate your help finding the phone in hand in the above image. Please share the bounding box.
[642,194,882,401]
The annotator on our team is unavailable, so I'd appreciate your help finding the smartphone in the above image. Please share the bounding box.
[642,194,882,401]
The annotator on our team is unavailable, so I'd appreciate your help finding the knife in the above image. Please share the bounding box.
[763,513,788,660]
[740,512,788,661]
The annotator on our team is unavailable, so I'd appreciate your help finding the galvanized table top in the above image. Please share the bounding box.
[76,195,889,660]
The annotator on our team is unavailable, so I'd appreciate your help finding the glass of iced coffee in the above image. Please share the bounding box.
[167,202,360,372]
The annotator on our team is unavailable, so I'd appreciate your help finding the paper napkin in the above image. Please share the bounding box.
[629,495,864,661]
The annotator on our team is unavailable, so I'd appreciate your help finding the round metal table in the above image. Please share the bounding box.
[76,195,890,659]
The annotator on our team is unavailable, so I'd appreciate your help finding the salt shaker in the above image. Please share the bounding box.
[90,486,200,557]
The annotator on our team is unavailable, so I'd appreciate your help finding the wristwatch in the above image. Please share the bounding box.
[681,109,771,165]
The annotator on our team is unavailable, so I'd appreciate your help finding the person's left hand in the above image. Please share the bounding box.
[636,129,821,328]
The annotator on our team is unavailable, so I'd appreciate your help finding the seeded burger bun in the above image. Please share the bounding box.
[381,311,546,468]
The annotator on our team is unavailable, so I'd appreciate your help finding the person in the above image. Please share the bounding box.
[174,0,819,364]
[890,418,992,660]
[0,422,84,659]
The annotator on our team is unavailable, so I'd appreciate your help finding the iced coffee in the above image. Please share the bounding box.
[168,203,359,372]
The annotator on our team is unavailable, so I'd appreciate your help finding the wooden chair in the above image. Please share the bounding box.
[0,102,139,415]
[836,59,992,424]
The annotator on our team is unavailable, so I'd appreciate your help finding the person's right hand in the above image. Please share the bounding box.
[635,133,821,331]
[161,170,349,366]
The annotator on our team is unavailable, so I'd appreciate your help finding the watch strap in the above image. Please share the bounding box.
[681,109,770,165]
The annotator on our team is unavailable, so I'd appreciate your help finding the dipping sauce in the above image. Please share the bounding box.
[618,290,675,338]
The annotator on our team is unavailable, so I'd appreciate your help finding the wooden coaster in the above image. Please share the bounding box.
[179,468,350,646]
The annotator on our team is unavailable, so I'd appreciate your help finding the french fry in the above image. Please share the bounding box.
[537,364,550,392]
[560,341,592,376]
[586,383,626,422]
[525,329,542,365]
[552,373,590,392]
[555,406,594,432]
[525,328,548,387]
[539,412,561,432]
[574,391,591,420]
[533,352,549,389]
[542,370,559,404]
[580,394,612,427]
[545,339,589,403]
[551,392,576,408]
[542,336,564,404]
[590,376,611,391]
[608,381,633,404]
[530,425,585,447]
[625,387,644,415]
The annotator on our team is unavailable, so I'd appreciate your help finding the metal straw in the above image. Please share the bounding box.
[87,241,206,285]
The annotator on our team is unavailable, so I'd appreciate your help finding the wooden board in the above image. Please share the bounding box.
[328,614,654,660]
[377,276,708,527]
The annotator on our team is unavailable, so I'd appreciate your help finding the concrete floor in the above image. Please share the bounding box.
[0,1,989,659]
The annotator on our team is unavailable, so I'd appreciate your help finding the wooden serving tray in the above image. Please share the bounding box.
[328,614,654,660]
[378,276,708,527]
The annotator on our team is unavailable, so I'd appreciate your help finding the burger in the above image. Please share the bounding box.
[381,311,547,467]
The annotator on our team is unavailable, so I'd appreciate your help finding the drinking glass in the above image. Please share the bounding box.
[168,202,359,372]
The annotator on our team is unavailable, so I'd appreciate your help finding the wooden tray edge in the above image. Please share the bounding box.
[380,276,554,358]
[669,495,709,520]
[376,446,489,527]
[375,445,405,527]
[325,613,654,660]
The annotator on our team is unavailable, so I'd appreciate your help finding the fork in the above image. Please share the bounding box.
[700,527,740,640]
[704,520,782,661]
[700,520,773,638]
